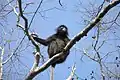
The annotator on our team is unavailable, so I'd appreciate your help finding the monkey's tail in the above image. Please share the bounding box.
[50,66,54,80]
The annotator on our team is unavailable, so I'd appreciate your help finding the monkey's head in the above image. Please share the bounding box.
[56,25,68,36]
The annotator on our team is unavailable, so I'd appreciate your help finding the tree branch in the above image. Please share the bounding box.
[64,0,120,51]
[25,0,120,79]
[66,64,76,80]
[17,0,41,79]
[17,0,40,50]
[0,47,4,80]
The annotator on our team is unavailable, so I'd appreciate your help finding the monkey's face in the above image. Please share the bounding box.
[57,25,68,36]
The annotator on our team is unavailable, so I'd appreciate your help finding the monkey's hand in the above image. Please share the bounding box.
[31,33,39,38]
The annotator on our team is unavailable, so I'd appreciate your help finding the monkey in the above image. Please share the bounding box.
[31,25,70,80]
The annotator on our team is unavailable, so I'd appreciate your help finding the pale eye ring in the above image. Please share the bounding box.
[62,27,66,31]
[60,26,66,30]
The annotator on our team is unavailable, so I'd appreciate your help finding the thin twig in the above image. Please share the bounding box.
[66,64,76,80]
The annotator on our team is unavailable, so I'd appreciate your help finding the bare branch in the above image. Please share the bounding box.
[17,0,40,51]
[2,52,14,65]
[83,49,98,62]
[17,0,42,80]
[25,0,120,79]
[25,52,63,80]
[7,0,19,16]
[16,23,25,31]
[28,0,43,28]
[0,47,4,80]
[59,0,63,6]
[64,0,120,51]
[66,64,76,80]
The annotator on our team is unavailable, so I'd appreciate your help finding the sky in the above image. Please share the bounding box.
[1,0,120,80]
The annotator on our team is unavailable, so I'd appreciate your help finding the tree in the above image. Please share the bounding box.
[0,0,120,80]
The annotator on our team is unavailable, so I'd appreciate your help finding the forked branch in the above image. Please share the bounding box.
[25,0,120,79]
[15,0,120,79]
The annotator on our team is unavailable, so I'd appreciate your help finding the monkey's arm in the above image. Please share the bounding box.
[32,36,48,46]
[31,34,55,46]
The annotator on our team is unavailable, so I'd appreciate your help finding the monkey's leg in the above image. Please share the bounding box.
[50,66,54,80]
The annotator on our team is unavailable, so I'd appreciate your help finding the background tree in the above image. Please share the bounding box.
[0,0,120,80]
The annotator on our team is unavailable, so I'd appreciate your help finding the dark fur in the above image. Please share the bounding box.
[32,25,70,67]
